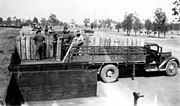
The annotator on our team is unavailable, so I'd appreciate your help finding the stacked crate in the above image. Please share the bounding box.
[72,36,146,63]
[16,30,54,60]
[86,36,144,47]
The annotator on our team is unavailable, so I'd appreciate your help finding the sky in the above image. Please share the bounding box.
[0,0,176,24]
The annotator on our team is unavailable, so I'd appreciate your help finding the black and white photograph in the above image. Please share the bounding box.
[0,0,180,106]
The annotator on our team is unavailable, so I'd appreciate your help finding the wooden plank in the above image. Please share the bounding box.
[20,89,96,101]
[25,36,31,60]
[45,35,50,58]
[30,35,36,60]
[11,69,97,101]
[19,83,96,96]
[49,36,54,58]
[17,75,97,87]
[16,36,21,58]
[21,36,26,60]
[15,70,97,87]
[56,37,62,60]
[114,37,120,46]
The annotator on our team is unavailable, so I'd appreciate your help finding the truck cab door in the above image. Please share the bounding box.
[145,45,161,71]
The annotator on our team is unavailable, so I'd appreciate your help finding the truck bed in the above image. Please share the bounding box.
[21,59,62,65]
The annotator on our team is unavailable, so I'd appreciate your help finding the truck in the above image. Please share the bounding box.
[10,35,179,83]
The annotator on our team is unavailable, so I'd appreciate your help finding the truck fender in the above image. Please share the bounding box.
[98,63,119,74]
[159,57,180,71]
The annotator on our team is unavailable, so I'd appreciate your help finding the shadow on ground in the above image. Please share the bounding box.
[97,69,167,82]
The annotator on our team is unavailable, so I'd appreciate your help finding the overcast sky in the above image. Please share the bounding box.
[0,0,175,24]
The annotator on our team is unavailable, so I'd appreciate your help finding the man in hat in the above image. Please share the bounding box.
[44,25,49,35]
[73,30,84,46]
[63,26,70,34]
[61,26,73,60]
[73,30,84,55]
[33,30,45,60]
[49,26,55,34]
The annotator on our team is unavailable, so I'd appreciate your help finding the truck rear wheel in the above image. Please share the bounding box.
[100,64,119,83]
[166,61,178,76]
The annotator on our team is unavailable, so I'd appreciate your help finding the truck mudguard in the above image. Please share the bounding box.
[159,56,180,70]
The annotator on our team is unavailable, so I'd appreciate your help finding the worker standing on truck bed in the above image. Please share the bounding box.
[49,26,55,34]
[44,25,49,35]
[74,30,84,46]
[33,30,45,60]
[61,26,74,59]
[73,30,84,55]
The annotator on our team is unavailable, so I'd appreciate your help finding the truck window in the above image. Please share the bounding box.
[150,46,158,51]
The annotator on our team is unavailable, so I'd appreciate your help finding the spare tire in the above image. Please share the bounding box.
[100,64,119,83]
[166,60,178,76]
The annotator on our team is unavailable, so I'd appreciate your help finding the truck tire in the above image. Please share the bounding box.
[166,61,178,76]
[100,64,119,83]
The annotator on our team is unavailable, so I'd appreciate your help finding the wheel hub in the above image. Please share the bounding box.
[106,70,114,77]
[169,64,175,73]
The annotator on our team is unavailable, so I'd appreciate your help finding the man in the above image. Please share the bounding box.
[72,30,84,56]
[33,30,45,60]
[63,26,70,34]
[49,26,55,34]
[60,26,74,60]
[73,30,84,46]
[44,25,49,35]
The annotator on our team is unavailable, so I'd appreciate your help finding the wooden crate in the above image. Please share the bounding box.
[16,34,55,60]
[87,36,144,47]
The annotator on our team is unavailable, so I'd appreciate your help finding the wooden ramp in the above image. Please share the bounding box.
[3,70,97,104]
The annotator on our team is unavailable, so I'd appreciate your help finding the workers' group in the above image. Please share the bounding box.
[33,26,84,60]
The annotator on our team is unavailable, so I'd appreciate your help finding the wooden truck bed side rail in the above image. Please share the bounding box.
[69,46,146,63]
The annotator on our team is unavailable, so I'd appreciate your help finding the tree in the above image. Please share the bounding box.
[98,20,106,29]
[6,17,12,25]
[122,13,134,36]
[92,20,98,29]
[151,21,158,37]
[71,19,76,28]
[48,14,60,26]
[154,8,167,37]
[83,18,90,28]
[145,19,152,34]
[22,19,32,26]
[0,17,3,24]
[133,17,143,36]
[40,18,47,26]
[115,22,121,33]
[71,19,76,25]
[105,18,113,30]
[172,0,180,22]
[33,17,38,24]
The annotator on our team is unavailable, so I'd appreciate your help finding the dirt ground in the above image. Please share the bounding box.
[0,28,180,106]
[0,27,20,101]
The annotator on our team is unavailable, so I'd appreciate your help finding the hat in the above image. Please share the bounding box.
[36,30,41,34]
[64,25,68,29]
[76,30,80,33]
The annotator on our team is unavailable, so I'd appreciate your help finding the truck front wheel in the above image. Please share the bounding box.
[100,64,119,83]
[166,61,178,76]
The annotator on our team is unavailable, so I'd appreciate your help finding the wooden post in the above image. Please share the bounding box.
[56,37,63,61]
[132,63,136,80]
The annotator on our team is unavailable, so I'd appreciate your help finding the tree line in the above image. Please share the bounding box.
[86,8,179,38]
[0,1,180,38]
[0,14,67,27]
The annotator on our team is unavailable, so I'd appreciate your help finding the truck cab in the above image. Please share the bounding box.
[145,43,179,76]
